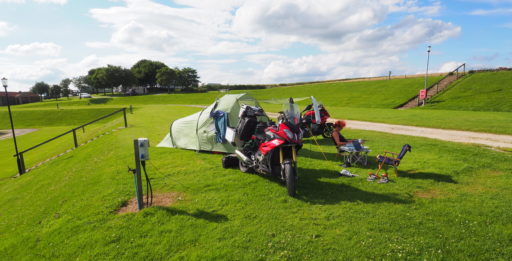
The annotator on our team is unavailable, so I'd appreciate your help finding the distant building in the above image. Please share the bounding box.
[0,92,41,106]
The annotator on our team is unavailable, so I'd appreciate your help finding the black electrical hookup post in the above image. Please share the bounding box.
[2,78,24,175]
[423,45,431,106]
[133,139,145,210]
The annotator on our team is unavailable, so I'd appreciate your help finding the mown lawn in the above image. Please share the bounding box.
[0,107,129,178]
[0,104,511,259]
[426,71,512,112]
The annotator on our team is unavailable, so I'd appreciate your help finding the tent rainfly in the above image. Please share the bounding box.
[157,93,264,153]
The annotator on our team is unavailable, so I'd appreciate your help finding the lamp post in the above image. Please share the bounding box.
[423,45,431,106]
[2,77,23,175]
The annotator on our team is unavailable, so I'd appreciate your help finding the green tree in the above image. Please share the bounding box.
[87,67,109,95]
[60,78,72,99]
[176,67,200,88]
[87,65,136,95]
[30,82,50,97]
[72,76,92,99]
[49,84,61,100]
[156,67,177,93]
[131,59,168,87]
[104,65,136,94]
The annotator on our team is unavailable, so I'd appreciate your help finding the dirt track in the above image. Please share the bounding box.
[342,120,512,149]
[0,129,38,140]
[264,112,512,149]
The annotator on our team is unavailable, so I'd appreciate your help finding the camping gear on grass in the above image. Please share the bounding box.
[157,93,268,153]
[339,169,358,177]
[370,144,411,179]
[336,140,370,167]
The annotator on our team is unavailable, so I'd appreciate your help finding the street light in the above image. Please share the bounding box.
[423,45,431,106]
[2,77,23,175]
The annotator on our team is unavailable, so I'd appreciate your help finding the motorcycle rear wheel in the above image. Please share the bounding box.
[284,162,296,197]
[239,160,253,173]
[322,124,334,138]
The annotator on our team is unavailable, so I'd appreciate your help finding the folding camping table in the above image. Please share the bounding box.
[338,141,370,166]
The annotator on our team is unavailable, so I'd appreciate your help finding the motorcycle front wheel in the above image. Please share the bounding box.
[284,162,296,197]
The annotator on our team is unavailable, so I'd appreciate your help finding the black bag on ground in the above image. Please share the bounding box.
[222,154,239,169]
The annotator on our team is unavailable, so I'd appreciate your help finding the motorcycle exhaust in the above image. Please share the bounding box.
[234,150,250,163]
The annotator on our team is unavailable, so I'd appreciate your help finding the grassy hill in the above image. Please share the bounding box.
[5,76,440,110]
[239,76,442,109]
[0,108,122,129]
[426,71,512,112]
[1,105,511,259]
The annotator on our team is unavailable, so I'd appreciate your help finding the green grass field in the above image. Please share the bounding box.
[0,71,511,259]
[426,71,512,112]
[4,72,510,136]
[1,104,511,259]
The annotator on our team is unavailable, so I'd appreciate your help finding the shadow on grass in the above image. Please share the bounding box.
[155,206,229,223]
[300,147,380,171]
[398,171,457,184]
[297,167,412,205]
[89,98,113,104]
[300,147,339,162]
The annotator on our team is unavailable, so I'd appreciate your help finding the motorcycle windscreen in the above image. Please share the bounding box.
[311,96,321,124]
[282,102,301,125]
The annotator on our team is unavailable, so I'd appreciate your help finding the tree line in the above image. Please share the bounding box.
[30,59,200,98]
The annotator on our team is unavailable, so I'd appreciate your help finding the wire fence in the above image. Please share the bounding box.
[13,108,128,175]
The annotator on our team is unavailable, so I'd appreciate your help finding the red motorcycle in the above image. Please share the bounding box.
[232,98,302,196]
[301,103,333,138]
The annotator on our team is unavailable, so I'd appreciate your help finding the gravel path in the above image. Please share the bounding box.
[0,129,38,140]
[265,112,512,149]
[342,120,512,149]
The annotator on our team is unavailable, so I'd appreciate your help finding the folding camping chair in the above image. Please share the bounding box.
[337,140,370,166]
[374,144,411,177]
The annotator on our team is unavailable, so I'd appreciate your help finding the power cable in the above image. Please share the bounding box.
[141,161,153,206]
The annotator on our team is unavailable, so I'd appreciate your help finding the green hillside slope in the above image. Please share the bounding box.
[426,71,512,112]
[8,76,440,110]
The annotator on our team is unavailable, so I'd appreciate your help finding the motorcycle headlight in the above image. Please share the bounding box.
[283,129,294,140]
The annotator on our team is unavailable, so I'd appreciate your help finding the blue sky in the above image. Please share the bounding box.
[0,0,511,91]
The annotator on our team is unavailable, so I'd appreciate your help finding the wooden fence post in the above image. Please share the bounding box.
[123,108,128,128]
[72,129,78,148]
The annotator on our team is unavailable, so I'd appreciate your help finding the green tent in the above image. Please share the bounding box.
[157,93,264,153]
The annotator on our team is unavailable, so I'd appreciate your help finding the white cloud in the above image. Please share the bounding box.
[469,8,512,15]
[89,0,227,54]
[385,0,442,16]
[232,0,389,48]
[2,42,62,56]
[6,0,462,89]
[0,21,14,37]
[0,0,67,3]
[438,61,464,73]
[0,58,67,91]
[34,0,67,4]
